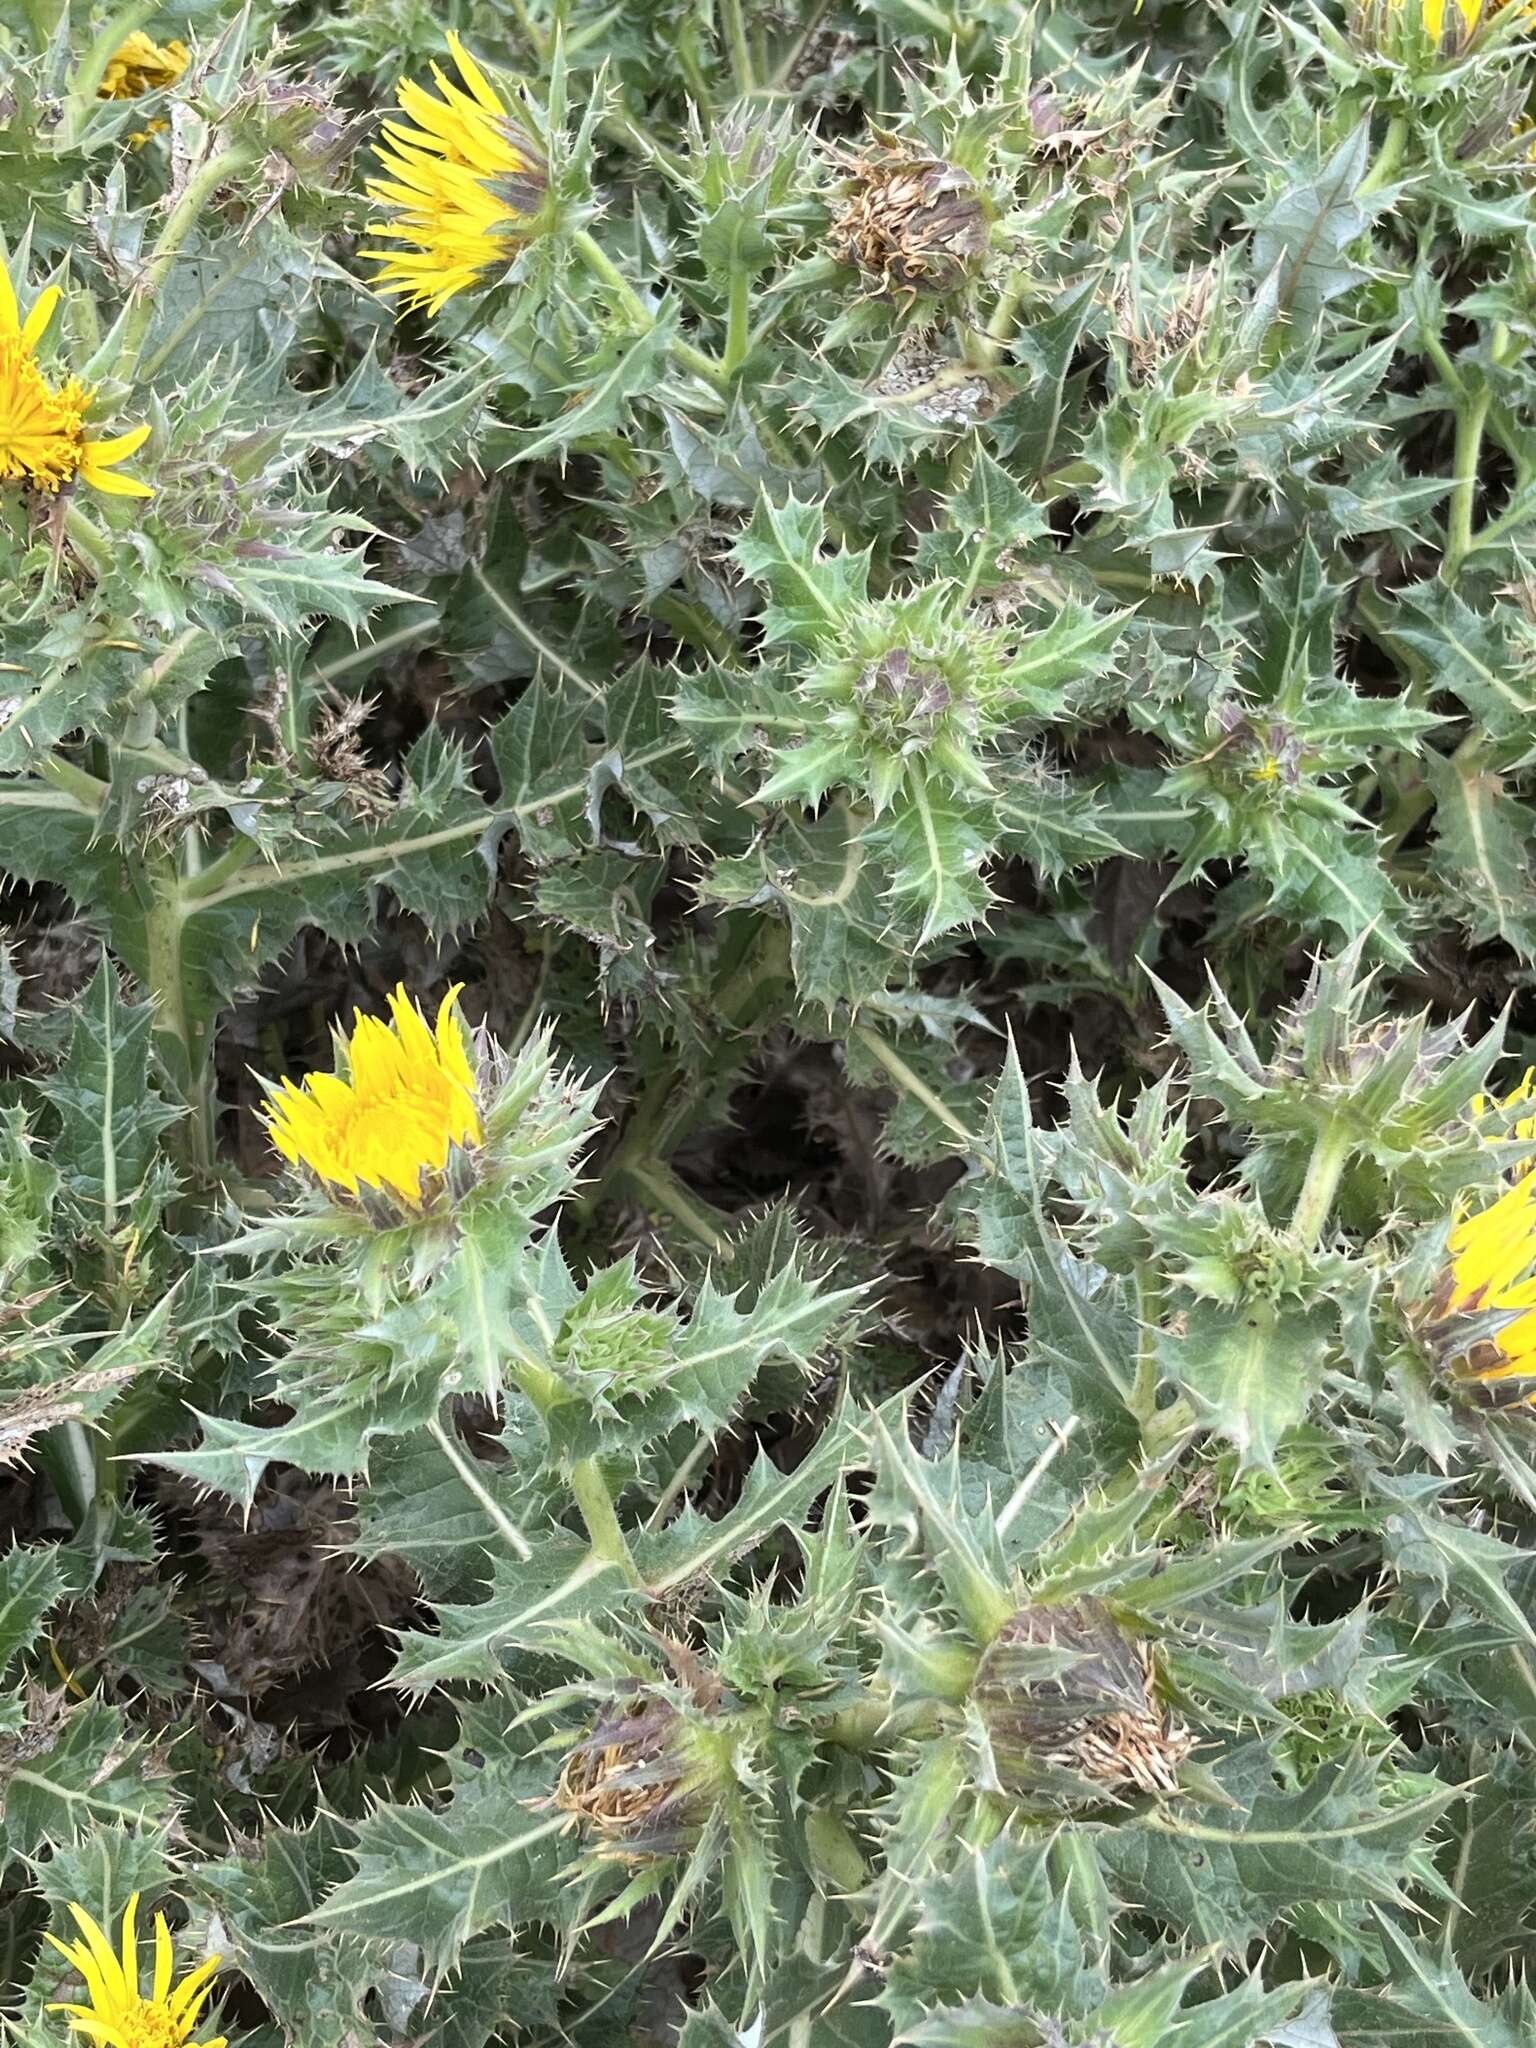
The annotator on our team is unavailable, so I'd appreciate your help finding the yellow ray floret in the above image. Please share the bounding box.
[264,984,483,1205]
[0,270,152,497]
[99,30,190,99]
[1443,1071,1536,1380]
[363,32,548,315]
[46,1894,226,2048]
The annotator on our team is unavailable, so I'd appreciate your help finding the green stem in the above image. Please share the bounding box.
[62,504,114,581]
[55,1420,101,1529]
[1443,382,1491,586]
[623,1158,732,1255]
[1357,112,1410,201]
[63,0,155,141]
[570,228,728,394]
[721,0,755,90]
[1128,1266,1165,1427]
[114,144,260,382]
[498,0,548,61]
[723,264,753,378]
[974,267,1031,365]
[1290,1125,1352,1249]
[37,751,107,809]
[569,1456,645,1586]
[429,1412,533,1560]
[850,1024,993,1166]
[142,877,213,1174]
[179,835,256,902]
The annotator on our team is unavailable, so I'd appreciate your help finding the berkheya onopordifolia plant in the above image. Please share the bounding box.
[6,0,1536,2043]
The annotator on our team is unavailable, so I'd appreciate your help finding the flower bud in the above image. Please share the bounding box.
[970,1598,1193,1803]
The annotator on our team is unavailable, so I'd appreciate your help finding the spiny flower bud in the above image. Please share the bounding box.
[827,138,990,295]
[971,1598,1194,1804]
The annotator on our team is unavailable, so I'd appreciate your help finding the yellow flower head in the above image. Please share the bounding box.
[364,32,549,316]
[1440,1070,1536,1386]
[1379,0,1531,47]
[0,269,152,498]
[46,1894,225,2048]
[263,984,483,1207]
[99,30,190,100]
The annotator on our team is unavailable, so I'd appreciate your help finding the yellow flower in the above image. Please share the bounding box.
[0,268,152,498]
[263,984,483,1206]
[99,31,190,100]
[1441,1071,1536,1383]
[1384,0,1531,42]
[46,1894,226,2048]
[363,32,549,316]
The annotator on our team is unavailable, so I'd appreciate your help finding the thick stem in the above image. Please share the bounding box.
[37,751,107,809]
[1443,383,1491,586]
[1290,1126,1353,1250]
[721,0,756,90]
[569,1456,644,1586]
[114,144,259,382]
[570,229,728,393]
[623,1158,732,1255]
[723,264,753,378]
[1128,1266,1165,1426]
[1357,113,1409,201]
[62,504,114,581]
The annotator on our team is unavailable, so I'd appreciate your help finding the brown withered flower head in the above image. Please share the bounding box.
[828,137,990,295]
[971,1597,1195,1803]
[553,1645,726,1860]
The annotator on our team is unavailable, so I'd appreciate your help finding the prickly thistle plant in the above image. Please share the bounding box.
[10,2,1536,2044]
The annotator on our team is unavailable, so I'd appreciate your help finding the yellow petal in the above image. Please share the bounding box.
[119,1893,141,1996]
[447,31,506,114]
[20,283,60,353]
[152,1914,174,2005]
[66,1902,131,2008]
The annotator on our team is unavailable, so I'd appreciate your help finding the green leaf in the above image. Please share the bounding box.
[200,1816,379,2047]
[0,1698,175,1860]
[34,963,182,1217]
[0,1544,66,1675]
[1158,1299,1333,1475]
[312,1758,568,1977]
[733,492,873,653]
[1247,126,1372,327]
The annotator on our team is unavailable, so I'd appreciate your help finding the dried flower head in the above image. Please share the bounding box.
[364,32,550,316]
[263,983,483,1208]
[828,139,990,295]
[554,1695,715,1859]
[99,30,190,99]
[0,270,152,498]
[46,1894,226,2048]
[972,1599,1195,1802]
[1434,1071,1536,1394]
